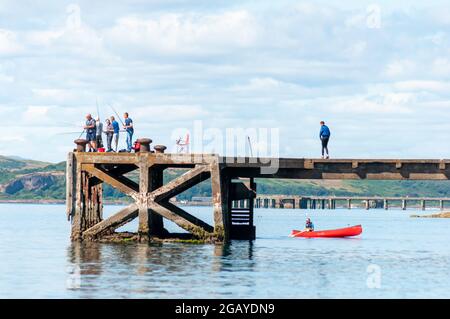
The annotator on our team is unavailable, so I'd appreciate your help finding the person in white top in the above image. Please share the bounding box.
[95,116,104,149]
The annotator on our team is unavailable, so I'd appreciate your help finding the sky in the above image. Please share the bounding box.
[1,0,450,162]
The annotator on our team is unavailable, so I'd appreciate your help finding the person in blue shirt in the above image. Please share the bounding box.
[110,116,120,152]
[319,121,331,159]
[305,218,314,232]
[123,112,134,152]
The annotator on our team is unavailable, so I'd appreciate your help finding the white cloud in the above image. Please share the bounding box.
[21,106,51,124]
[345,41,367,57]
[384,59,416,78]
[32,89,75,102]
[332,93,413,115]
[104,10,259,55]
[393,80,450,93]
[0,29,22,55]
[2,1,450,161]
[432,58,450,77]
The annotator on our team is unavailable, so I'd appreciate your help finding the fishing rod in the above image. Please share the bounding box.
[56,129,128,136]
[109,104,125,126]
[96,98,100,120]
[247,136,254,157]
[78,129,85,139]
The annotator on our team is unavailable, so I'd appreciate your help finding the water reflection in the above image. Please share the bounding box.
[213,241,254,271]
[68,242,102,276]
[66,240,256,298]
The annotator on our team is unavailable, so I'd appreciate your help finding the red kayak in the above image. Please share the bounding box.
[290,225,362,238]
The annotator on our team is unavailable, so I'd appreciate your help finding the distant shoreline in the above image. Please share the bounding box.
[0,199,66,205]
[0,199,213,206]
[0,199,129,205]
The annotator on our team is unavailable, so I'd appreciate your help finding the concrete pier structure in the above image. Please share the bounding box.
[67,147,450,242]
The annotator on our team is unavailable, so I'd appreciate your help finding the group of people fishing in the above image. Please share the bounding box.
[81,114,330,231]
[83,112,134,153]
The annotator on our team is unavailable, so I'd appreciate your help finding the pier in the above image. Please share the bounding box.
[66,140,450,242]
[253,195,450,210]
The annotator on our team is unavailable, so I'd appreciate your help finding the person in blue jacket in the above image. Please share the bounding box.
[319,121,331,159]
[123,112,134,152]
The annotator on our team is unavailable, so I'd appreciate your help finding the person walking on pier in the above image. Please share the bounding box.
[84,113,97,152]
[319,121,331,159]
[110,116,120,152]
[123,112,134,152]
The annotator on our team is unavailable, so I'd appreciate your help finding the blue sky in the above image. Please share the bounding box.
[1,1,450,162]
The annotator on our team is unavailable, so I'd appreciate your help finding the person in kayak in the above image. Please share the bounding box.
[319,121,331,159]
[305,218,315,232]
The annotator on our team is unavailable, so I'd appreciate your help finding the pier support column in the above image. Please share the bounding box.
[138,164,166,240]
[384,199,389,210]
[365,200,370,210]
[421,200,426,211]
[347,199,352,210]
[275,199,281,209]
[71,170,103,240]
[211,161,227,241]
[227,177,256,240]
[138,148,165,241]
[138,160,151,240]
[402,200,407,211]
[440,200,444,211]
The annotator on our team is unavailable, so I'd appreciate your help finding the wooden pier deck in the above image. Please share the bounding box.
[66,143,450,242]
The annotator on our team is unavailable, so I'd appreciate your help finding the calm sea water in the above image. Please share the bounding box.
[0,203,449,299]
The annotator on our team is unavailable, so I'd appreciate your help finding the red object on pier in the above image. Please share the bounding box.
[97,147,105,153]
[133,141,141,152]
[290,225,363,238]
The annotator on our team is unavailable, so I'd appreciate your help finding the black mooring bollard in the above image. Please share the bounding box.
[154,145,167,154]
[74,139,88,152]
[137,138,152,153]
